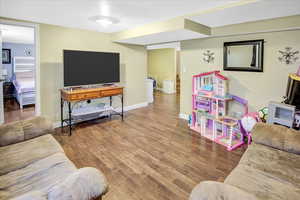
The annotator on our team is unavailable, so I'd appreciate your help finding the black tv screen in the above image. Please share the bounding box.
[63,50,120,87]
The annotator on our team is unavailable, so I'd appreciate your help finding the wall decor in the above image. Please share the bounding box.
[25,48,33,56]
[224,39,264,72]
[203,50,215,63]
[278,47,299,65]
[2,49,11,64]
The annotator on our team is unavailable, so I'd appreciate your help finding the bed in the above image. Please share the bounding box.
[12,57,35,109]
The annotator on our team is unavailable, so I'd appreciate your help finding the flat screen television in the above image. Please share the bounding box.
[63,50,120,87]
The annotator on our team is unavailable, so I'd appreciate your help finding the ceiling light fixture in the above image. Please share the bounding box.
[96,18,113,26]
[89,15,119,26]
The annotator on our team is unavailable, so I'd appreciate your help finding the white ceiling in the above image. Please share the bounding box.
[0,0,242,33]
[117,0,300,45]
[0,24,34,44]
[1,0,300,45]
[189,0,300,27]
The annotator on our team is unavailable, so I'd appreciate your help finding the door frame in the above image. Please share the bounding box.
[0,30,4,123]
[0,19,41,117]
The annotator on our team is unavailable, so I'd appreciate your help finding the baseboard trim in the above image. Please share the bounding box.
[179,113,189,120]
[53,102,149,128]
[115,102,148,112]
[155,87,176,94]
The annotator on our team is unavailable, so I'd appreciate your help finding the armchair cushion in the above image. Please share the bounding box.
[0,117,53,147]
[189,181,258,200]
[48,167,108,200]
[252,123,300,155]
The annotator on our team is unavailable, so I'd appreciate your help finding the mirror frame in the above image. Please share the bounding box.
[223,39,264,72]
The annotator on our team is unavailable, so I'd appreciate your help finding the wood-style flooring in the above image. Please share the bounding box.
[4,98,35,123]
[54,92,246,200]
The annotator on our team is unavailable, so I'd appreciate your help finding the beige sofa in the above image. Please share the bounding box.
[190,123,300,200]
[0,117,108,200]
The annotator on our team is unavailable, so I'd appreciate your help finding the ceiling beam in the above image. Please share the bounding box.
[112,18,211,43]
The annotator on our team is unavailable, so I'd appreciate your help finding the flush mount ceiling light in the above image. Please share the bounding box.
[89,15,119,26]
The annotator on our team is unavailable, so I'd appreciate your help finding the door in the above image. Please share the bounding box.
[0,30,4,124]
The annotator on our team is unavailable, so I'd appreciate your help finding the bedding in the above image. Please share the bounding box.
[13,78,35,94]
[12,76,36,109]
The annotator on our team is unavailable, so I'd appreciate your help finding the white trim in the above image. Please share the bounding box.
[0,32,3,124]
[115,101,148,112]
[147,42,181,50]
[139,27,300,45]
[52,102,149,128]
[34,24,41,116]
[179,113,189,120]
[211,27,300,40]
[0,19,41,116]
[155,87,176,94]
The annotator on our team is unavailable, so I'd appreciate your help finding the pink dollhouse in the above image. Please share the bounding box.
[190,71,248,151]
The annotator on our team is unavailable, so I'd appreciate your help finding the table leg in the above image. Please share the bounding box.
[61,98,63,132]
[68,102,72,136]
[121,93,124,121]
[110,96,112,120]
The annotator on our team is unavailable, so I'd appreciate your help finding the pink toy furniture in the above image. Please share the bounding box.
[190,71,249,151]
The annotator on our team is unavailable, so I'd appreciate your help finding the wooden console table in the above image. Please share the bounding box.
[60,86,124,136]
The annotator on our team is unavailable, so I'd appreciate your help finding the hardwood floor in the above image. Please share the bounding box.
[4,98,35,123]
[54,92,246,200]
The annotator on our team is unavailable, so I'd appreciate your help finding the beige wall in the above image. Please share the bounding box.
[147,48,176,88]
[39,24,147,122]
[180,30,300,116]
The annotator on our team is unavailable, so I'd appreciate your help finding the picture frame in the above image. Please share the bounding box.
[223,39,264,72]
[2,49,11,64]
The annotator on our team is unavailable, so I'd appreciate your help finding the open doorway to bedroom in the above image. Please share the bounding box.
[0,23,36,123]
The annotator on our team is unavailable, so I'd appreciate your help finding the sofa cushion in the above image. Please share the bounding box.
[0,134,63,175]
[0,117,53,147]
[225,143,300,200]
[0,153,76,200]
[22,117,53,141]
[0,121,24,147]
[252,123,300,155]
[189,181,259,200]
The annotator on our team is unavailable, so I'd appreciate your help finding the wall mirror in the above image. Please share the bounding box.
[223,39,264,72]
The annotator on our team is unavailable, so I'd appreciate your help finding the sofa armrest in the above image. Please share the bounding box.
[189,181,258,200]
[0,116,53,147]
[48,167,108,200]
[252,123,300,155]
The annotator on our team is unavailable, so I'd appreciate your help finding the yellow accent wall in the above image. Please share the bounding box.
[38,24,147,122]
[180,29,300,116]
[147,48,176,88]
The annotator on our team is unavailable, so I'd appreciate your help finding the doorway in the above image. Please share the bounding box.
[146,43,181,106]
[0,21,39,123]
[147,48,177,93]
